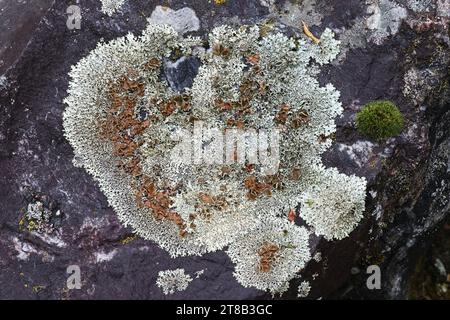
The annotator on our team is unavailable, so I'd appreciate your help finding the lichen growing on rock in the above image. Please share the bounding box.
[63,21,367,294]
[366,0,408,45]
[156,268,193,295]
[149,6,200,35]
[227,217,311,295]
[297,280,311,298]
[356,100,404,141]
[23,201,56,234]
[100,0,125,16]
[19,198,62,235]
[300,167,367,240]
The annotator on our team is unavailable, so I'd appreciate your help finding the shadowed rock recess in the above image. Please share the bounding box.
[0,0,448,299]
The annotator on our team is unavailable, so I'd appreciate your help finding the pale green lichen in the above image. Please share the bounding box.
[300,166,367,240]
[156,268,193,295]
[63,21,367,294]
[227,217,311,295]
[100,0,125,16]
[297,280,311,298]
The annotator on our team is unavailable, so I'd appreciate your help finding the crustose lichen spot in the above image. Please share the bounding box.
[63,21,367,294]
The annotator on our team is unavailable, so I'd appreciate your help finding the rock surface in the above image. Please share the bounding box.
[0,0,448,299]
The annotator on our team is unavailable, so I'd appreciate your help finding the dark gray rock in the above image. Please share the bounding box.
[0,0,448,299]
[164,57,201,93]
[0,0,55,75]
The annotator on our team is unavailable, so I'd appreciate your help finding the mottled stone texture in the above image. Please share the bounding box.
[0,0,448,299]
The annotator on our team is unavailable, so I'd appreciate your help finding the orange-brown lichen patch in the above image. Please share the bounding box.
[136,177,188,236]
[219,166,232,179]
[215,58,268,129]
[247,54,260,65]
[275,104,290,125]
[212,43,230,57]
[159,99,177,116]
[244,176,272,200]
[198,193,214,205]
[258,243,280,272]
[291,109,310,129]
[119,75,145,97]
[244,163,255,173]
[113,139,143,157]
[154,94,192,117]
[288,208,296,223]
[99,76,190,236]
[215,99,233,112]
[291,168,302,180]
[264,173,284,190]
[198,193,228,210]
[236,120,245,129]
[144,58,162,71]
[118,158,142,177]
[243,173,285,200]
[100,77,149,141]
[218,58,267,127]
[173,94,192,112]
[258,80,268,96]
[226,118,245,129]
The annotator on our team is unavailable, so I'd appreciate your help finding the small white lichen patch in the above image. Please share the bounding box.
[312,28,341,65]
[31,231,67,248]
[12,237,38,261]
[406,0,435,12]
[279,0,324,28]
[227,217,311,295]
[194,269,205,278]
[95,249,118,263]
[434,258,447,276]
[11,237,54,262]
[335,17,368,62]
[437,0,450,17]
[373,203,383,220]
[156,268,193,295]
[100,0,125,16]
[0,75,8,89]
[403,67,437,106]
[366,0,408,44]
[338,140,375,168]
[297,281,311,298]
[80,216,111,232]
[149,6,200,35]
[259,0,276,8]
[313,251,322,262]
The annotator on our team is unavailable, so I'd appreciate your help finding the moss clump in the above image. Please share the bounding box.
[356,100,404,140]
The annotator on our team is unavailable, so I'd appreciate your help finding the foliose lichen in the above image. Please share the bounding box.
[100,0,125,16]
[297,280,311,298]
[156,268,193,295]
[227,216,311,295]
[63,20,367,295]
[300,166,367,240]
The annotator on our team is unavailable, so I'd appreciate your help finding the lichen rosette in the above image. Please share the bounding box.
[64,21,367,292]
